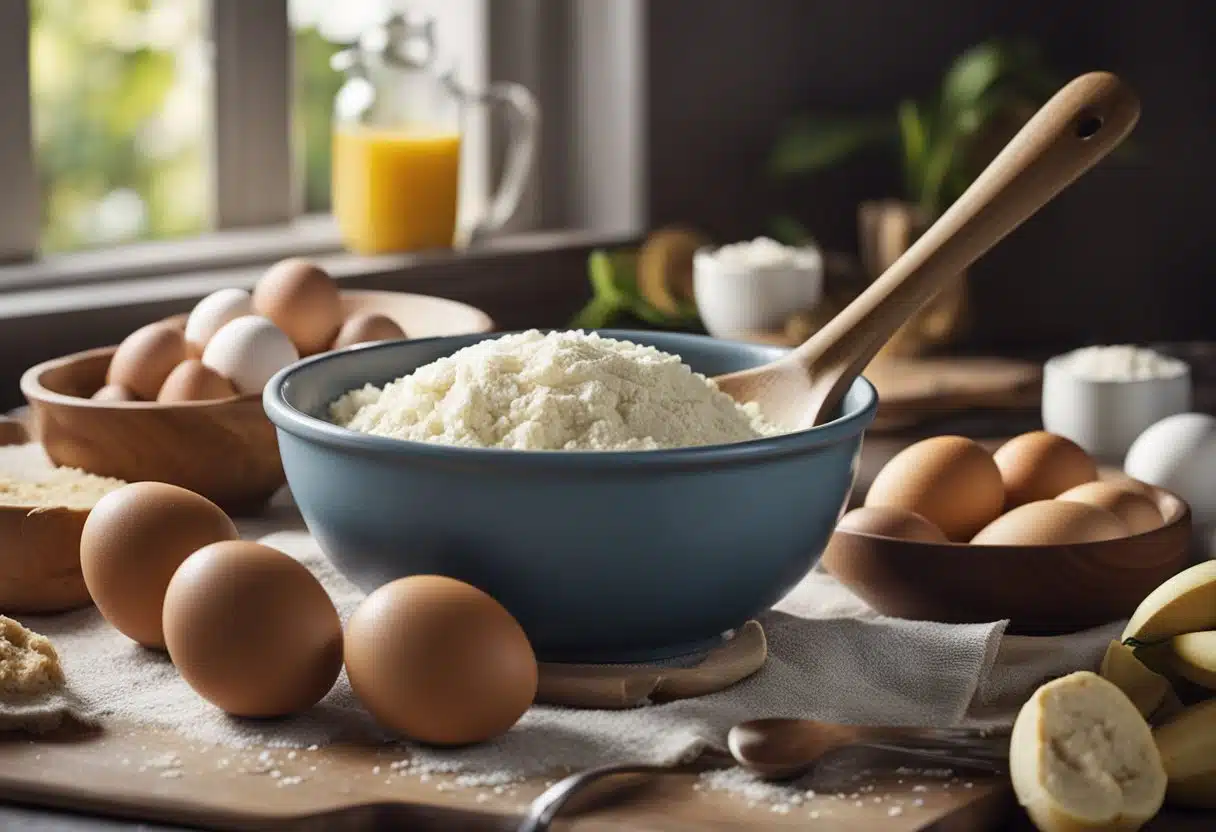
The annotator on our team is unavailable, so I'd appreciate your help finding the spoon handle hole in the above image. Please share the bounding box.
[1076,112,1105,139]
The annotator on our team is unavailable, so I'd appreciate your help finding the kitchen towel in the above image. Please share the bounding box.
[10,443,1119,776]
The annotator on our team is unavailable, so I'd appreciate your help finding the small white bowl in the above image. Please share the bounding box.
[693,245,823,339]
[1041,354,1192,465]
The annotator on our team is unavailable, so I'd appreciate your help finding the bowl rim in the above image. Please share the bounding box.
[19,289,496,412]
[20,345,250,411]
[263,328,879,470]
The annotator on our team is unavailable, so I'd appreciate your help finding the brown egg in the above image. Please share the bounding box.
[331,312,407,350]
[156,360,237,403]
[344,576,537,746]
[251,258,343,356]
[80,482,238,648]
[993,431,1098,509]
[1101,471,1158,501]
[107,322,189,401]
[0,417,29,446]
[92,384,138,402]
[971,500,1129,546]
[865,435,1005,542]
[836,506,949,543]
[162,541,343,717]
[1055,481,1163,535]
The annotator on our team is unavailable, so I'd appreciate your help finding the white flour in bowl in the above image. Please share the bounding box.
[330,330,779,451]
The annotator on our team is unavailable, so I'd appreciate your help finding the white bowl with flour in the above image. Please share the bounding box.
[1041,344,1192,465]
[693,238,823,339]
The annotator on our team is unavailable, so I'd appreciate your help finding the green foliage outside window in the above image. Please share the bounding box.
[30,0,344,253]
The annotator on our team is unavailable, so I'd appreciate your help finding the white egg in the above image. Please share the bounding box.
[201,315,299,395]
[1124,412,1216,530]
[185,288,253,352]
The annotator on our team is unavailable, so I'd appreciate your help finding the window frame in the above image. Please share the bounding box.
[0,1,37,262]
[1,0,500,264]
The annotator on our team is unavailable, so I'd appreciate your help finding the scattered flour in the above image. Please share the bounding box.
[330,330,778,451]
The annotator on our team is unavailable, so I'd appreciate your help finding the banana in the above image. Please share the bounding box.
[1122,560,1216,645]
[1168,630,1216,690]
[1153,698,1216,808]
[1151,685,1186,725]
[635,227,709,316]
[1133,642,1174,676]
[1100,640,1173,718]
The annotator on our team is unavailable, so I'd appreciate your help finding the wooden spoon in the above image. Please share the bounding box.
[728,717,1011,781]
[713,72,1140,430]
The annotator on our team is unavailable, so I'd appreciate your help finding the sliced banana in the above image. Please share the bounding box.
[1150,685,1186,725]
[1168,630,1216,691]
[1122,560,1216,645]
[636,227,709,316]
[1100,640,1172,718]
[1153,698,1216,808]
[1010,671,1166,832]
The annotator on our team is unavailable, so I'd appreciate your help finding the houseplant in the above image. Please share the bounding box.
[770,39,1061,356]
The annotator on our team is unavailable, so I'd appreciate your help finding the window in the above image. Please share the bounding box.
[0,0,492,266]
[30,0,211,253]
[0,0,642,290]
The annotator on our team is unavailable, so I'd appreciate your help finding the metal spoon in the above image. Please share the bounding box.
[712,72,1139,430]
[728,717,1010,781]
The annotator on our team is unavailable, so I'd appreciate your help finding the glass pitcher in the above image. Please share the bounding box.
[330,10,538,254]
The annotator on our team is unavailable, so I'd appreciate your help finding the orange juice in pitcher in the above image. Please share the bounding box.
[332,127,461,253]
[330,12,537,255]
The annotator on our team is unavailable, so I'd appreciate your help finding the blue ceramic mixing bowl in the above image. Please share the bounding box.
[264,330,877,663]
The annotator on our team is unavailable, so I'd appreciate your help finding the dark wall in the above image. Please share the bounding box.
[645,0,1214,350]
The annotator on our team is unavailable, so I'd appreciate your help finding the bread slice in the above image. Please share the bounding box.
[0,446,126,613]
[1153,698,1216,808]
[1010,671,1166,832]
[0,615,64,697]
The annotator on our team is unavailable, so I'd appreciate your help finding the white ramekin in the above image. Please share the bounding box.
[1040,354,1193,465]
[692,246,824,339]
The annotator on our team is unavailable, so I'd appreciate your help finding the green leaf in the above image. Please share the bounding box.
[570,294,624,330]
[629,299,678,326]
[940,41,1013,118]
[897,98,929,197]
[769,215,817,247]
[587,249,626,305]
[770,116,894,176]
[918,137,956,217]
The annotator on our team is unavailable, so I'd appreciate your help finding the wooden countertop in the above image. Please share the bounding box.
[3,407,1214,831]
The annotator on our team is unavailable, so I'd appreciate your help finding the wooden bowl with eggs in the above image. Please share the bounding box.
[822,432,1193,634]
[20,288,493,514]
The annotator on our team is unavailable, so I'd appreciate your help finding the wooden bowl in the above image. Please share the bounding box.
[19,291,494,514]
[821,482,1193,634]
[0,501,93,614]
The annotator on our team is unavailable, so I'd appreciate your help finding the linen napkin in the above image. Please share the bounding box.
[7,440,1119,776]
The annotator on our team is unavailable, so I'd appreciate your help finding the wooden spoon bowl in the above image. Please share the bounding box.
[19,291,494,514]
[821,480,1192,634]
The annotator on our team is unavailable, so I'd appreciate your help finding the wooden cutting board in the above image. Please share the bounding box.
[864,357,1041,431]
[729,338,1041,432]
[0,721,1014,831]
